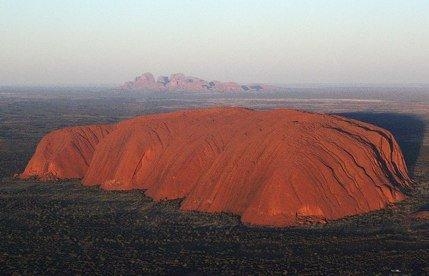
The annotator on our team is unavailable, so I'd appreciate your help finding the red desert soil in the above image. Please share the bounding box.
[20,108,412,227]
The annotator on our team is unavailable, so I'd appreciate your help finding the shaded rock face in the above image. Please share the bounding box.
[121,72,282,93]
[21,108,411,227]
[20,125,114,180]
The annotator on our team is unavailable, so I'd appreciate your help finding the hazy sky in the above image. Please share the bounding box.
[1,0,428,86]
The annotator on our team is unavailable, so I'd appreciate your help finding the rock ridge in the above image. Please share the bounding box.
[121,72,282,93]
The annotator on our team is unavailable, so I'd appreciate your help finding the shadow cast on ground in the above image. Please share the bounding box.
[338,112,425,176]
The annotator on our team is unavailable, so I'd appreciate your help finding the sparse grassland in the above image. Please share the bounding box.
[0,87,427,274]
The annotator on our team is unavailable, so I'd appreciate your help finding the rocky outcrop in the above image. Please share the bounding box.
[410,211,429,220]
[120,72,283,93]
[410,205,429,221]
[121,72,165,91]
[20,125,114,180]
[21,108,411,227]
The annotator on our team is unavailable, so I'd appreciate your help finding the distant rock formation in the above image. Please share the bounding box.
[21,108,411,227]
[121,72,282,92]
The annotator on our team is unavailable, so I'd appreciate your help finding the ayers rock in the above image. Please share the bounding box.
[20,108,412,227]
[121,72,282,93]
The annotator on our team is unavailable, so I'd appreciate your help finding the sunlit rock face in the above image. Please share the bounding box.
[21,108,411,227]
[120,72,283,93]
[20,125,114,181]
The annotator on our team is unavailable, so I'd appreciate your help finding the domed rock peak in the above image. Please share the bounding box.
[121,72,283,93]
[21,108,411,227]
[20,124,114,180]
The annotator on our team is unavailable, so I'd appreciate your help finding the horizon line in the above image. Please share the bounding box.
[1,83,429,89]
